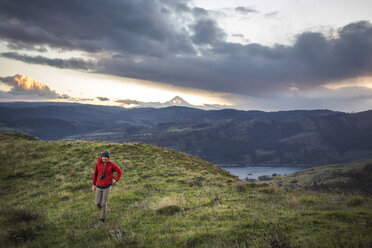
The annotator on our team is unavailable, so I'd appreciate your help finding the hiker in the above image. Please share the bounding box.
[92,150,122,224]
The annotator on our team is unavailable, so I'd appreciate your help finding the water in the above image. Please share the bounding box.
[219,166,308,180]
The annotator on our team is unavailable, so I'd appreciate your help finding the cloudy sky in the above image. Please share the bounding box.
[0,0,372,111]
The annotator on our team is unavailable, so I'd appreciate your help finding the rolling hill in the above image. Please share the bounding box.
[76,110,372,166]
[1,102,372,165]
[270,161,372,194]
[0,132,371,247]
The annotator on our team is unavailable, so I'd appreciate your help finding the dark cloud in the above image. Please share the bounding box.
[0,0,372,97]
[235,7,258,14]
[0,74,70,99]
[192,7,209,17]
[1,52,97,70]
[96,21,372,95]
[115,99,141,105]
[190,19,227,45]
[97,97,110,101]
[0,0,196,56]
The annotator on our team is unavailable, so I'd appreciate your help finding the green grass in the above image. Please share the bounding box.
[0,132,371,247]
[270,161,372,193]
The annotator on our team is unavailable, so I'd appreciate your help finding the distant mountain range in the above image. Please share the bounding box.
[1,101,372,166]
[117,96,227,110]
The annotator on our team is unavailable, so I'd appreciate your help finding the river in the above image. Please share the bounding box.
[219,166,310,180]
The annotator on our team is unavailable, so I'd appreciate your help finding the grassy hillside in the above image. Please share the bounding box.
[270,161,372,193]
[0,133,371,247]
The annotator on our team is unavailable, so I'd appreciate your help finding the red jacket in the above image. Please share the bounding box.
[92,157,122,187]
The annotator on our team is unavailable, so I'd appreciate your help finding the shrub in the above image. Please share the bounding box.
[265,224,292,248]
[325,211,354,222]
[235,181,246,192]
[29,152,44,159]
[11,206,39,222]
[259,187,275,194]
[109,228,144,247]
[156,205,181,215]
[8,225,45,242]
[301,197,319,205]
[185,233,217,248]
[347,197,364,207]
[6,171,26,179]
[188,176,205,187]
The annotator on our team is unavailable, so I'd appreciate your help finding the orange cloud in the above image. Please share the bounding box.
[0,74,69,99]
[13,74,48,91]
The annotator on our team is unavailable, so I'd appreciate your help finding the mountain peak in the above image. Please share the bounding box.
[166,96,190,106]
[117,95,225,109]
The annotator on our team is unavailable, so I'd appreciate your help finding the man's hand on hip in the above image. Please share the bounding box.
[112,179,117,185]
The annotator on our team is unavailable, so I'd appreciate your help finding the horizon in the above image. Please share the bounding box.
[0,98,366,114]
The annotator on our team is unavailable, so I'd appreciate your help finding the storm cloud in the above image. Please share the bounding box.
[0,0,196,56]
[0,0,372,96]
[1,52,97,70]
[190,18,226,45]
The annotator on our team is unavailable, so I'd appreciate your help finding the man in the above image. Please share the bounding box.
[92,150,122,224]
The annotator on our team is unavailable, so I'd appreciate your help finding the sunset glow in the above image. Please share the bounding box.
[13,74,47,91]
[323,77,372,90]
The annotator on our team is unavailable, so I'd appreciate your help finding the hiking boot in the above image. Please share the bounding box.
[99,218,105,224]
